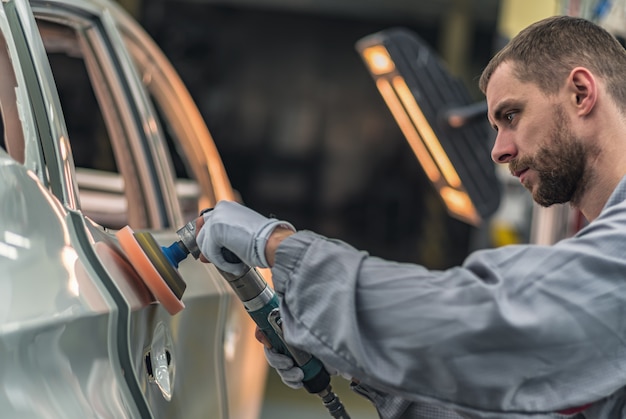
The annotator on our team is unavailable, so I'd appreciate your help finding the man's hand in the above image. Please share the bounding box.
[195,201,295,275]
[254,326,349,389]
[255,326,306,389]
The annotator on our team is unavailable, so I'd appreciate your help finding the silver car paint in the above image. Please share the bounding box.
[0,151,135,418]
[0,0,268,417]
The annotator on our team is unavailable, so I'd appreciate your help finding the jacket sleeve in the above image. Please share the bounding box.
[269,204,626,415]
[351,382,470,419]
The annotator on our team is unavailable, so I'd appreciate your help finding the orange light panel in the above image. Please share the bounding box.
[363,46,395,75]
[440,186,479,225]
[392,76,462,189]
[376,78,441,184]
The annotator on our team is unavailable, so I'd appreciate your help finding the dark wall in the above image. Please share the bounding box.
[138,2,498,268]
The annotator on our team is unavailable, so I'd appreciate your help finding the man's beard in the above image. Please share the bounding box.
[509,106,596,208]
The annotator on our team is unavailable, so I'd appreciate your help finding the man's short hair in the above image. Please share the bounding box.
[479,15,626,108]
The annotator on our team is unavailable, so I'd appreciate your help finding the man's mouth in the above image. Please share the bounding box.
[513,168,529,178]
[509,162,530,184]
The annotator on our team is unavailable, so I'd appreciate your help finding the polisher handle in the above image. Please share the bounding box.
[249,292,330,394]
[216,251,331,394]
[177,216,350,417]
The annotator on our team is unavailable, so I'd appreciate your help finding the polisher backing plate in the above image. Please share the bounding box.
[116,225,185,315]
[132,232,187,299]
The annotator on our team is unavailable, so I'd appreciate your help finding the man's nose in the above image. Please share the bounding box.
[491,132,517,164]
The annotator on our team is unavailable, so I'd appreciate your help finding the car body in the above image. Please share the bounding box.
[0,0,268,417]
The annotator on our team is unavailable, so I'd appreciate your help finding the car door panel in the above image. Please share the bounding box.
[33,2,249,418]
[0,152,138,419]
[0,2,143,416]
[1,0,268,417]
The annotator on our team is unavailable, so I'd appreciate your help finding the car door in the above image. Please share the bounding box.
[31,0,269,417]
[1,0,267,417]
[0,1,141,417]
[29,2,234,418]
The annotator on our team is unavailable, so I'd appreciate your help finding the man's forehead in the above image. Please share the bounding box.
[485,62,516,98]
[485,63,517,119]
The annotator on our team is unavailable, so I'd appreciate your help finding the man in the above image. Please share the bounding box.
[196,16,626,418]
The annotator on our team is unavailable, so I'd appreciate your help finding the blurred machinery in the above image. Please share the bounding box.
[356,28,501,228]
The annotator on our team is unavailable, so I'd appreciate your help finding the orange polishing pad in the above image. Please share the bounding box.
[116,226,185,315]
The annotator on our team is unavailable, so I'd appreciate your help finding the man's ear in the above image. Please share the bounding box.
[568,67,597,116]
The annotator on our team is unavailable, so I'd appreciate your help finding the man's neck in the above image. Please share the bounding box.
[577,173,624,221]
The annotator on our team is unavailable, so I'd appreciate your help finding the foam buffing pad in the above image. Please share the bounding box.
[116,225,186,315]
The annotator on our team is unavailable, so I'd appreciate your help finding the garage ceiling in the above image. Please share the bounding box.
[188,0,501,25]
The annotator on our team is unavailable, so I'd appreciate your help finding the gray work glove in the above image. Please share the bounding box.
[264,347,306,389]
[264,347,344,390]
[196,200,295,275]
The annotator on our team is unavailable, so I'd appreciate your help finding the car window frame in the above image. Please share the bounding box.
[1,0,78,208]
[30,0,183,229]
[116,8,237,208]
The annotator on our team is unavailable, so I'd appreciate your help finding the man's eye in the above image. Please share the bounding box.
[505,112,517,123]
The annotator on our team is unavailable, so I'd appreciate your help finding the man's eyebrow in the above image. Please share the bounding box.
[491,99,524,123]
[492,100,512,121]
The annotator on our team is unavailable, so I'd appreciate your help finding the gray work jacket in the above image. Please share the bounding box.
[270,175,626,418]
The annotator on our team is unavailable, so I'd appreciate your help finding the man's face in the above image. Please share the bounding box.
[486,62,594,207]
[511,106,588,206]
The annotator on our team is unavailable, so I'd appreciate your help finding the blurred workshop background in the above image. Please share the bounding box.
[116,0,538,269]
[109,0,610,417]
